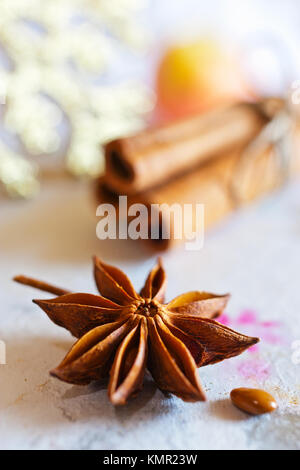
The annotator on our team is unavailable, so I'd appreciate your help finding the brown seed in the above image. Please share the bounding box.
[230,388,278,415]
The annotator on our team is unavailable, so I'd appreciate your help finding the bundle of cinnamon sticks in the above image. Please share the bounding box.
[98,98,300,251]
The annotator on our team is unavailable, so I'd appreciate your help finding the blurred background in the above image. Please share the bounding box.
[0,0,300,199]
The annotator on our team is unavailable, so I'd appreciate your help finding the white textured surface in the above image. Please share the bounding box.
[0,178,300,450]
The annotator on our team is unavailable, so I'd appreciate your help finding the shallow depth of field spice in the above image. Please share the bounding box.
[230,388,278,415]
[14,258,259,405]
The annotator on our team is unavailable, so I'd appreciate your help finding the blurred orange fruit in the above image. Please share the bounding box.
[156,39,252,119]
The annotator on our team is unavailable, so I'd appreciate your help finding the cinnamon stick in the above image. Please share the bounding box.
[105,103,267,194]
[98,124,300,251]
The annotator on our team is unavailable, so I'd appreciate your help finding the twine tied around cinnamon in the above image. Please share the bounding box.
[231,97,297,206]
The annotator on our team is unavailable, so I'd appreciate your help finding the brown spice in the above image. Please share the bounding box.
[98,98,300,252]
[230,388,277,415]
[14,258,259,405]
[105,103,266,194]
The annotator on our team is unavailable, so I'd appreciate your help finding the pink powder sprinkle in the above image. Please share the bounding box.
[248,344,260,353]
[218,313,231,326]
[218,309,286,352]
[260,320,281,328]
[218,308,289,381]
[262,332,282,345]
[237,359,270,380]
[237,310,257,325]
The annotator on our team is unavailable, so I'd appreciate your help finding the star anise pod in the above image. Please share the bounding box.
[14,258,259,405]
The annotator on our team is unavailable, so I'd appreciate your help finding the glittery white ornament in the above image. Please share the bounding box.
[0,0,153,198]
